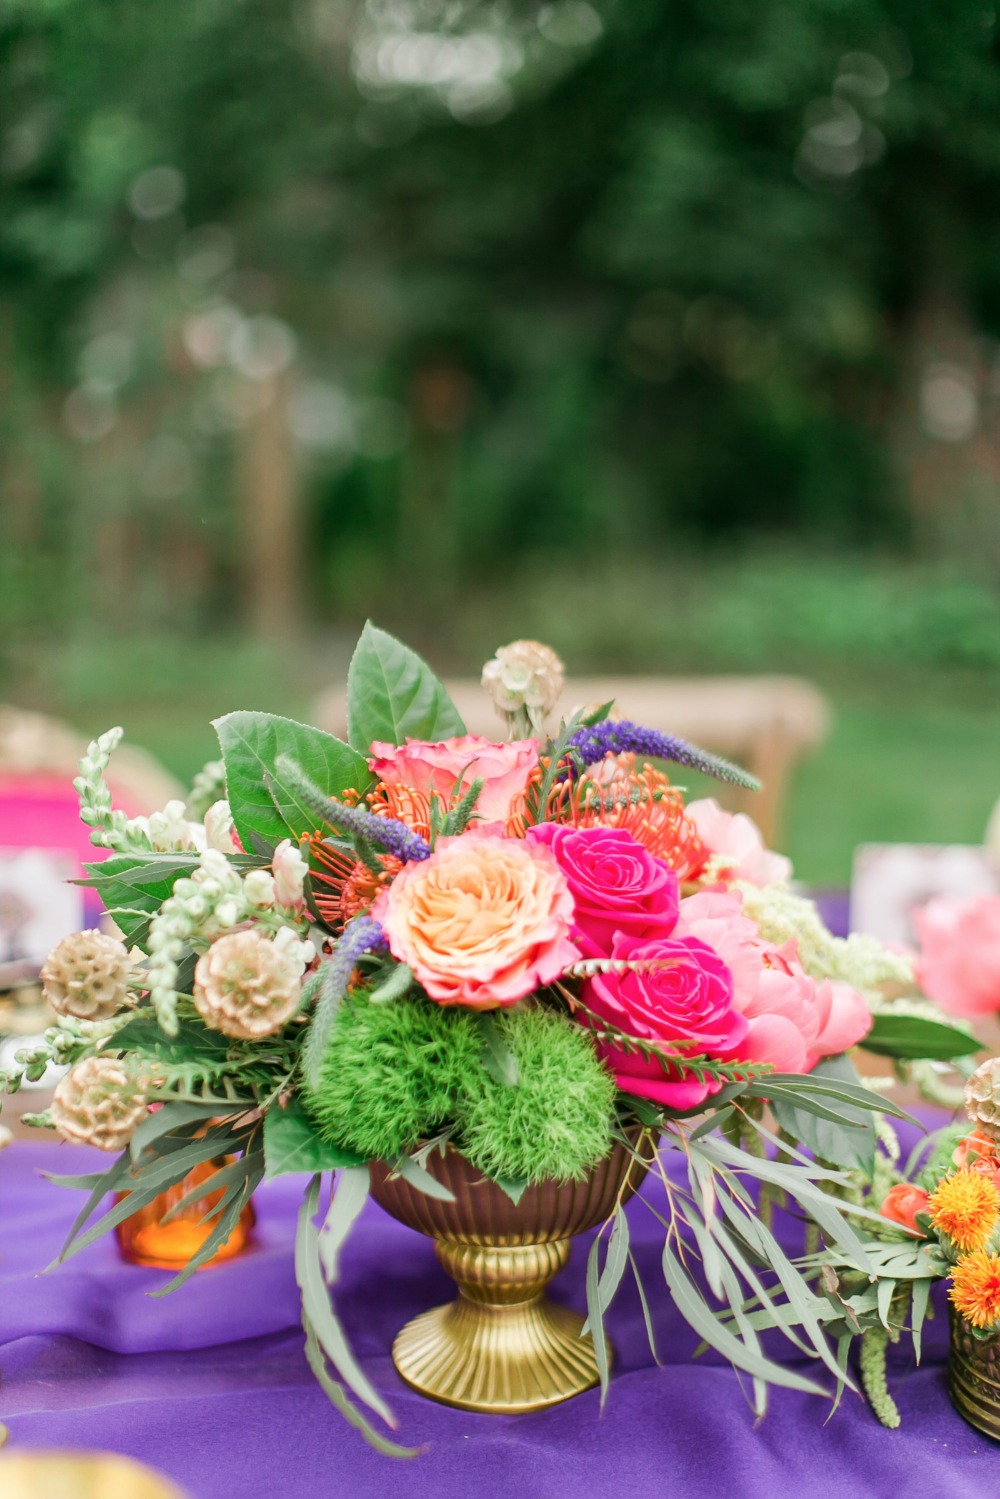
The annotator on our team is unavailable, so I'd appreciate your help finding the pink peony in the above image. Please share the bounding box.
[674,888,871,1073]
[685,798,792,887]
[368,734,538,824]
[914,894,1000,1018]
[371,831,578,1009]
[581,931,748,1110]
[525,823,679,957]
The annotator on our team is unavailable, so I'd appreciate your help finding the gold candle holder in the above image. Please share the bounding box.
[369,1128,655,1414]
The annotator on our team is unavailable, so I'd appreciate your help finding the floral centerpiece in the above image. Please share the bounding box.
[1,626,979,1453]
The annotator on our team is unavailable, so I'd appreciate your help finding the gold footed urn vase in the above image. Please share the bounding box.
[368,1128,656,1415]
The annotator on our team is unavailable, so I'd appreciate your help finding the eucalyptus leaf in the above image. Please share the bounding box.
[346,621,465,753]
[214,710,372,850]
[661,1241,827,1396]
[319,1166,370,1282]
[392,1153,457,1202]
[585,1233,611,1405]
[264,1098,368,1178]
[303,1319,420,1459]
[295,1176,396,1427]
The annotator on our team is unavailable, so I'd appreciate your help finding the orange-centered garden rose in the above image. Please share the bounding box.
[372,832,579,1008]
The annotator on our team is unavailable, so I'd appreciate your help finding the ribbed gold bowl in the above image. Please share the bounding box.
[369,1128,656,1414]
[949,1305,1000,1440]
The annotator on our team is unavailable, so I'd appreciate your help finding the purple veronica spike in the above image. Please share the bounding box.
[321,799,431,863]
[565,719,760,790]
[303,914,390,1085]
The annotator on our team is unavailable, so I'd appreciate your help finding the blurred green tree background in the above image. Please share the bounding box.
[1,0,999,880]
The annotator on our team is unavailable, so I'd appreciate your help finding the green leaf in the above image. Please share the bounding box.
[583,1209,630,1336]
[295,1176,396,1428]
[319,1166,370,1282]
[264,1098,368,1178]
[368,964,414,1005]
[152,1163,264,1295]
[476,1013,519,1086]
[113,1017,229,1069]
[771,1054,876,1173]
[661,1241,826,1396]
[392,1153,456,1202]
[346,621,466,753]
[303,1319,420,1459]
[863,1014,979,1061]
[492,1174,529,1205]
[214,711,372,851]
[911,1277,931,1363]
[585,1232,612,1406]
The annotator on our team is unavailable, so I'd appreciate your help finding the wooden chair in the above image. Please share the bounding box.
[312,674,830,848]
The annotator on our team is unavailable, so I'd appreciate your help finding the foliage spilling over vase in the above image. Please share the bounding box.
[0,625,982,1453]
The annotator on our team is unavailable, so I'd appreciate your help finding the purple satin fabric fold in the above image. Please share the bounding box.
[1,1134,994,1499]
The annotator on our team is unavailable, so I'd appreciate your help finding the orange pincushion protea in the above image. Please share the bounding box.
[950,1250,1000,1329]
[307,833,402,929]
[507,755,706,881]
[929,1169,1000,1252]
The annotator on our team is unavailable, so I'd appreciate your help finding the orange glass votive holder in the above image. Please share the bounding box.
[115,1158,255,1270]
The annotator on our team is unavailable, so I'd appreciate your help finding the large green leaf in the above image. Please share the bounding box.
[264,1098,368,1178]
[862,1013,979,1061]
[214,711,372,850]
[346,621,465,752]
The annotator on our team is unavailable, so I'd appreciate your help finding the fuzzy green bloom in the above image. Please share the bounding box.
[302,992,481,1161]
[458,1005,615,1185]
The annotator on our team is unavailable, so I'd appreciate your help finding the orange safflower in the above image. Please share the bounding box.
[507,755,706,881]
[950,1250,1000,1330]
[929,1169,1000,1252]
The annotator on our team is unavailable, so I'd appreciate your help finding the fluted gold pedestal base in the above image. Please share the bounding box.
[392,1290,608,1413]
[369,1130,655,1416]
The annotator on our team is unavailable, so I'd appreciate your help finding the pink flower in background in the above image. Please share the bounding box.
[685,798,792,887]
[525,823,679,957]
[368,735,538,824]
[914,894,1000,1018]
[372,831,578,1008]
[581,930,748,1110]
[675,888,871,1073]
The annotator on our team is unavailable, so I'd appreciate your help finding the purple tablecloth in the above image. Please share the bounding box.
[1,1138,995,1499]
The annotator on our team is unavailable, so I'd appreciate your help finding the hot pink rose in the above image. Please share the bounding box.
[914,894,1000,1018]
[685,798,792,887]
[525,823,679,957]
[368,734,538,824]
[581,931,747,1109]
[674,888,871,1073]
[371,831,578,1008]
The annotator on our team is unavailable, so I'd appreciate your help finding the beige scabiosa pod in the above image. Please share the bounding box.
[481,640,565,737]
[41,930,132,1021]
[51,1055,148,1152]
[965,1057,1000,1140]
[193,926,313,1040]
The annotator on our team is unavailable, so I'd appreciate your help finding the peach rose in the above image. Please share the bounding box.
[372,832,579,1008]
[368,735,539,824]
[880,1182,931,1233]
[914,894,1000,1018]
[953,1129,1000,1185]
[685,798,792,887]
